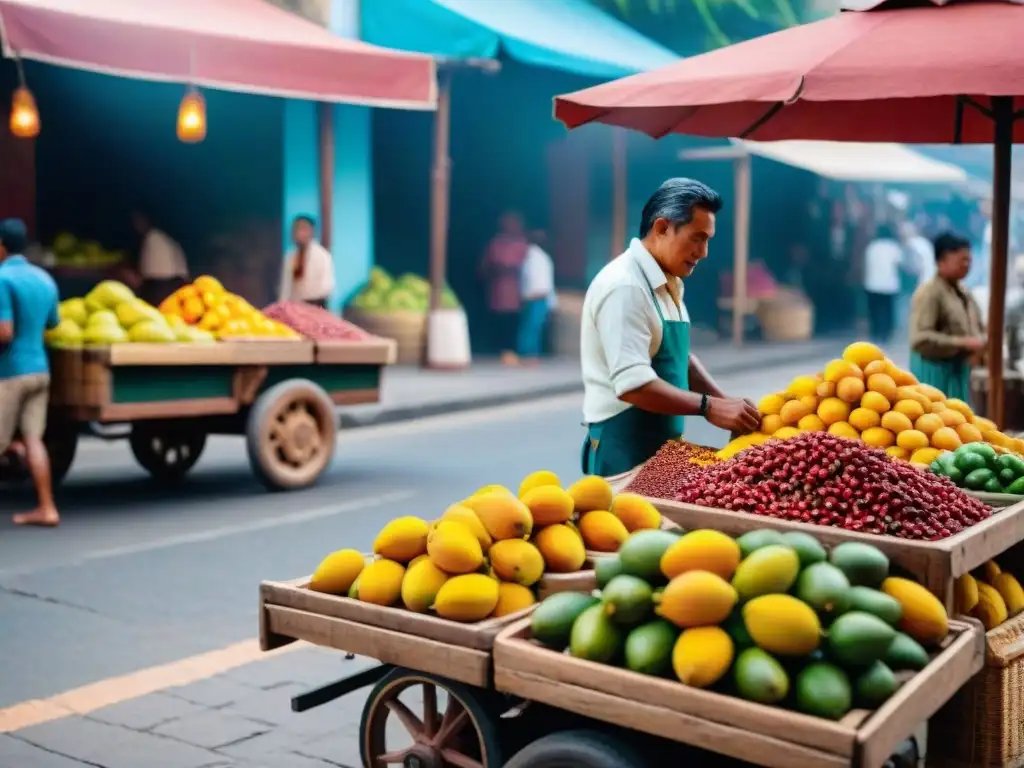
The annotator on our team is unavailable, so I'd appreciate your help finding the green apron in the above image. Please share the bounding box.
[582,279,690,477]
[910,351,971,401]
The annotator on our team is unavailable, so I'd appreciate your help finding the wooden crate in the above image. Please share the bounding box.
[536,568,597,600]
[259,578,532,687]
[493,618,983,768]
[647,498,1024,612]
[314,338,397,366]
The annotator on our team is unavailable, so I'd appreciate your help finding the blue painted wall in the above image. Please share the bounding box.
[280,0,375,312]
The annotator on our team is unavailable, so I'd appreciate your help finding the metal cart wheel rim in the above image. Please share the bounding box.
[360,671,502,768]
[129,427,206,481]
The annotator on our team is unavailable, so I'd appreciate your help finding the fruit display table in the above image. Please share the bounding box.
[23,338,396,491]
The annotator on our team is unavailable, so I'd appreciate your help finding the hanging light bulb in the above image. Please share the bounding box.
[9,85,39,139]
[176,86,206,143]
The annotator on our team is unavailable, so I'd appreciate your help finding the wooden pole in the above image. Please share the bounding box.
[317,102,334,251]
[732,154,752,347]
[428,70,452,314]
[986,96,1014,428]
[611,128,628,259]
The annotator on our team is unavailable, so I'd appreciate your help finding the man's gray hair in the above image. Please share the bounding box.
[639,178,722,238]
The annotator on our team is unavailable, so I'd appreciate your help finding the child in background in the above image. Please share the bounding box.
[517,231,557,365]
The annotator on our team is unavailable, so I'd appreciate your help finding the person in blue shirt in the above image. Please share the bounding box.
[0,218,62,527]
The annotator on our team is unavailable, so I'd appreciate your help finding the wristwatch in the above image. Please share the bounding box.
[700,393,710,418]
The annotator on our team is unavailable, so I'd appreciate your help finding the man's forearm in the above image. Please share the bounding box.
[619,378,704,416]
[688,354,726,398]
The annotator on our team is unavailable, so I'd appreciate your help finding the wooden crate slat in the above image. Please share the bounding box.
[315,339,397,365]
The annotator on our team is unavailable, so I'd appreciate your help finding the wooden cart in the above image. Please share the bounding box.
[2,338,395,491]
[257,574,983,768]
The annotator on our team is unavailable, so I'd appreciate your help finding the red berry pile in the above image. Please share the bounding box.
[262,301,373,341]
[625,440,719,499]
[675,432,991,540]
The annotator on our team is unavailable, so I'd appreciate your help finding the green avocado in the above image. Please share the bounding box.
[602,575,654,626]
[796,562,851,617]
[964,468,996,491]
[997,453,1024,479]
[736,529,788,558]
[843,586,903,626]
[570,604,624,663]
[795,663,852,721]
[883,632,930,671]
[734,648,790,705]
[954,450,989,475]
[984,477,1005,494]
[999,467,1018,486]
[829,542,890,587]
[624,620,678,676]
[827,611,897,667]
[531,592,600,649]
[618,529,678,582]
[594,555,625,589]
[781,531,828,567]
[962,442,997,465]
[855,661,899,708]
[1008,476,1024,496]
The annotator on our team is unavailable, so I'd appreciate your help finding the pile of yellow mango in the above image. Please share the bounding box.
[956,560,1024,630]
[731,341,1023,467]
[307,471,664,622]
[159,276,299,340]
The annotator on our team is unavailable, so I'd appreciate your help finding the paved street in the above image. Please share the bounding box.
[0,352,871,767]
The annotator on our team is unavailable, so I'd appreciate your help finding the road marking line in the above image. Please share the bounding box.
[0,639,301,733]
[0,490,415,578]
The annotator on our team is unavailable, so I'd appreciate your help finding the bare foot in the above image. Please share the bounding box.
[500,351,520,366]
[13,507,60,527]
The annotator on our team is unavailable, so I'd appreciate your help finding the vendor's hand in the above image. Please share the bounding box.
[962,337,986,352]
[707,396,761,434]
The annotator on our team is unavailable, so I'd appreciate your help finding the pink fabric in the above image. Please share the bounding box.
[481,234,528,312]
[553,0,1024,143]
[0,0,436,109]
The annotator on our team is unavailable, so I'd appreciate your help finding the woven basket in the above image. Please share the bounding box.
[756,294,814,342]
[345,309,426,365]
[928,613,1024,767]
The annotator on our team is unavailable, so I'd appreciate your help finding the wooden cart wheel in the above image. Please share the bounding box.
[501,730,649,768]
[359,668,504,768]
[245,379,337,492]
[129,425,206,483]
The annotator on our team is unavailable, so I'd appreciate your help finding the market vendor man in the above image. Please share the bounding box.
[580,178,761,476]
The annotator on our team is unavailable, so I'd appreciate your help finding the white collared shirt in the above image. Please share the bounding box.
[279,241,335,302]
[139,229,189,280]
[581,238,689,424]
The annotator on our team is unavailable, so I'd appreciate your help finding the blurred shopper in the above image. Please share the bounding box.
[518,230,557,365]
[863,222,904,344]
[480,212,529,365]
[132,210,190,306]
[279,215,335,309]
[909,232,985,401]
[0,218,61,527]
[902,222,936,287]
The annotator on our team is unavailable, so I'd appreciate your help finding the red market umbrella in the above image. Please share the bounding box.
[555,0,1024,427]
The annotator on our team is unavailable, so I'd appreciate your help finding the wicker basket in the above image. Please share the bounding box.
[927,613,1024,767]
[756,292,814,342]
[345,309,426,365]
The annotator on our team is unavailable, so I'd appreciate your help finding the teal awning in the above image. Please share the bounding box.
[361,0,679,80]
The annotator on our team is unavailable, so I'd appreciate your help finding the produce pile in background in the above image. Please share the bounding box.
[675,432,990,540]
[955,559,1024,630]
[930,443,1024,495]
[159,277,300,339]
[350,267,461,313]
[47,232,124,269]
[533,527,950,721]
[625,441,720,499]
[305,471,664,622]
[753,341,1022,463]
[262,301,374,342]
[47,281,215,347]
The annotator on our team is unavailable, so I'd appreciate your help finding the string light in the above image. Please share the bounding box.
[9,56,39,139]
[176,86,206,143]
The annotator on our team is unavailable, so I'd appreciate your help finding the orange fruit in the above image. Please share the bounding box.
[861,391,891,414]
[773,426,800,439]
[881,412,914,434]
[931,427,962,451]
[850,407,881,431]
[828,422,860,440]
[761,415,783,434]
[824,360,864,383]
[862,427,896,449]
[957,423,983,444]
[974,416,997,432]
[759,394,787,415]
[944,399,974,419]
[915,413,944,436]
[886,446,909,460]
[866,374,898,403]
[915,384,946,402]
[843,341,885,368]
[193,275,224,294]
[780,399,814,426]
[836,377,866,404]
[910,447,942,465]
[818,398,851,426]
[863,360,888,377]
[893,399,925,422]
[817,381,837,398]
[896,386,932,410]
[799,414,826,432]
[939,409,966,428]
[896,429,930,451]
[889,366,918,387]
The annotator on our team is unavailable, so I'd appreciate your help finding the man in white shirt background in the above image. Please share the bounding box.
[131,210,190,306]
[517,230,557,365]
[862,222,905,344]
[580,178,760,477]
[279,215,335,308]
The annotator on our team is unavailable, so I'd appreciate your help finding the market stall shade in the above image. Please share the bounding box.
[0,0,437,109]
[554,0,1024,428]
